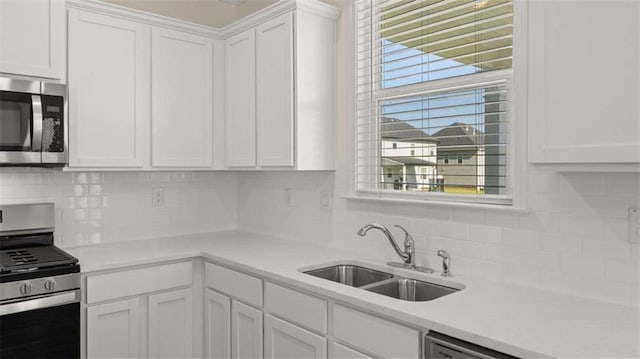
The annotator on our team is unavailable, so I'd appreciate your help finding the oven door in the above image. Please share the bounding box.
[0,290,80,359]
[0,87,43,164]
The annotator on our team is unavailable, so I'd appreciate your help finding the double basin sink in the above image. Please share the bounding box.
[303,264,460,302]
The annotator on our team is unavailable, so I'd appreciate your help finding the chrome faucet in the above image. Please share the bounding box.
[357,224,434,273]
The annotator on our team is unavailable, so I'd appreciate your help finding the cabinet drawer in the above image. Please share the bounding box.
[333,304,419,359]
[265,282,327,334]
[87,261,192,304]
[205,262,263,307]
[331,342,374,359]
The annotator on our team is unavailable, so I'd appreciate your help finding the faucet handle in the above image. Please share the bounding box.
[393,224,413,243]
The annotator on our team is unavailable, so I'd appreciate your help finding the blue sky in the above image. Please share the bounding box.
[380,39,486,135]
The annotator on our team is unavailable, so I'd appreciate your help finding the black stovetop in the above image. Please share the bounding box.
[0,232,79,283]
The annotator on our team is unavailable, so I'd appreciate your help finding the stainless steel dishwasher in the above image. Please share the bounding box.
[425,332,519,359]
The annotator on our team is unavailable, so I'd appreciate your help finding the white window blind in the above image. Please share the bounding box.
[355,0,514,204]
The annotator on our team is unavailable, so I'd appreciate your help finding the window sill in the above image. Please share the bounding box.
[341,194,530,213]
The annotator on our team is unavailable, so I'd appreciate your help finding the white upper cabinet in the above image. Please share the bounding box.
[256,12,295,168]
[68,9,149,168]
[225,29,257,168]
[528,0,640,165]
[0,0,65,80]
[151,27,213,167]
[225,3,338,170]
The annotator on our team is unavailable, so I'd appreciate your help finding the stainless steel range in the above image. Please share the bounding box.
[0,203,80,358]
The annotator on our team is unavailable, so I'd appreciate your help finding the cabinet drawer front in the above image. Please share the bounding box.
[87,262,192,304]
[265,282,327,334]
[331,342,374,359]
[264,315,326,359]
[333,304,419,359]
[205,262,263,307]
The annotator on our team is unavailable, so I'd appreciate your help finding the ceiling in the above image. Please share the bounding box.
[100,0,280,28]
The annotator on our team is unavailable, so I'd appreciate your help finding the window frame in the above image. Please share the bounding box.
[350,0,529,208]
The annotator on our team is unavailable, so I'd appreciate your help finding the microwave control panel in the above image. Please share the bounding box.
[41,95,64,153]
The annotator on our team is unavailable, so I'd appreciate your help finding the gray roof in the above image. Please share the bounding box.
[382,156,436,166]
[431,122,484,148]
[381,117,437,143]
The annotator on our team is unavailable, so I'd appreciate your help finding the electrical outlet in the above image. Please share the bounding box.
[629,207,640,243]
[320,191,331,207]
[285,188,294,207]
[152,187,164,207]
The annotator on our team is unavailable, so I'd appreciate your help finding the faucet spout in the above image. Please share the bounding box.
[357,223,412,265]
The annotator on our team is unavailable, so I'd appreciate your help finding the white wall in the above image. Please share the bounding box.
[236,1,640,306]
[0,169,237,248]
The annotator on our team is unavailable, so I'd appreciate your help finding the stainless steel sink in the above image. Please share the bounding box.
[304,265,393,287]
[363,278,459,302]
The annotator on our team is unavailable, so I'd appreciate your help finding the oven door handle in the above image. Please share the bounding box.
[0,290,80,316]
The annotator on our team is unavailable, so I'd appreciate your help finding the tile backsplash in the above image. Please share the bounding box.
[1,166,637,306]
[236,162,640,306]
[0,169,237,248]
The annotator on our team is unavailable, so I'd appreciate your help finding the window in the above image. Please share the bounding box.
[355,0,513,203]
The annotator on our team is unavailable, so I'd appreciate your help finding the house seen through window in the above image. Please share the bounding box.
[356,0,513,201]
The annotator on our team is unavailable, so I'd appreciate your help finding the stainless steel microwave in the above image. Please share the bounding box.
[0,78,67,166]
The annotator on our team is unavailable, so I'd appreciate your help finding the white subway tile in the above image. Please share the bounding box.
[560,255,605,279]
[539,233,582,255]
[435,221,468,240]
[582,239,631,261]
[501,228,540,249]
[557,215,604,237]
[468,224,502,244]
[605,260,640,285]
[582,278,630,305]
[603,174,640,196]
[563,173,604,195]
[603,217,631,242]
[453,240,486,259]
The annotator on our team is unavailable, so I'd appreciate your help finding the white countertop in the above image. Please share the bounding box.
[67,231,640,359]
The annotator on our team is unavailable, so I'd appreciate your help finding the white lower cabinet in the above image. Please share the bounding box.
[264,315,326,359]
[205,263,264,359]
[332,304,420,359]
[231,300,263,359]
[87,297,141,359]
[205,289,231,359]
[330,342,374,359]
[148,288,194,359]
[85,261,195,359]
[86,260,425,359]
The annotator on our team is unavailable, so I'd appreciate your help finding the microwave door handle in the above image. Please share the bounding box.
[31,94,43,151]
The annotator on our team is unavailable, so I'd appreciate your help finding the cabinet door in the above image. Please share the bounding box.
[231,300,263,359]
[528,1,640,164]
[264,315,326,359]
[256,12,295,168]
[151,27,213,167]
[225,29,257,168]
[206,289,231,359]
[330,342,374,359]
[148,288,194,359]
[87,297,141,359]
[68,9,150,168]
[0,0,65,79]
